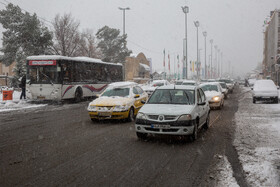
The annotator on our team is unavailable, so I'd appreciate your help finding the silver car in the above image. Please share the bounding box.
[135,85,210,141]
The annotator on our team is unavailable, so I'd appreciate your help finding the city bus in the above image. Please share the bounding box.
[26,55,123,101]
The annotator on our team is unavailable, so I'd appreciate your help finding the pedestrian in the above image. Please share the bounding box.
[20,75,26,99]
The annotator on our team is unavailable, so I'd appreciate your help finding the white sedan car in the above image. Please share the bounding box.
[252,79,279,104]
[200,82,224,109]
[142,80,170,97]
[135,85,210,141]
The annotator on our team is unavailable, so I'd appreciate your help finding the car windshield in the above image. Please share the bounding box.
[101,87,130,97]
[201,85,219,92]
[148,89,194,105]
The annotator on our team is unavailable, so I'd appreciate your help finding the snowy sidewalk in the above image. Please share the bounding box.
[0,90,46,112]
[233,87,280,186]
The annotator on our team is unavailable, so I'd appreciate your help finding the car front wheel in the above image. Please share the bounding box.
[189,122,198,142]
[203,114,210,130]
[127,107,135,122]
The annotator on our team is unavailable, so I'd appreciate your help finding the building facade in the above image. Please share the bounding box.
[263,10,280,85]
[125,53,151,84]
[0,62,16,86]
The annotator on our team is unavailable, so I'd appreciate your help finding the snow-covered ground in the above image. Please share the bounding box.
[233,87,280,186]
[0,90,46,112]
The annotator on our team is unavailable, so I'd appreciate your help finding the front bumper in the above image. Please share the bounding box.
[135,119,195,135]
[209,101,221,108]
[88,110,129,120]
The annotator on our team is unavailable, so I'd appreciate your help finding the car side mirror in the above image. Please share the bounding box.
[251,87,253,90]
[134,94,140,98]
[277,86,279,90]
[198,101,206,106]
[141,100,146,104]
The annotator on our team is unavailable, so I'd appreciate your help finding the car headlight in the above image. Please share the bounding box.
[212,96,220,101]
[178,114,192,121]
[136,112,146,120]
[113,105,129,111]
[88,105,97,111]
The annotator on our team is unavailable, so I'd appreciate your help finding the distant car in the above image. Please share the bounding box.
[142,80,170,97]
[248,78,257,88]
[218,82,228,99]
[252,79,279,104]
[175,80,184,85]
[181,80,198,86]
[219,79,234,93]
[87,82,148,121]
[135,85,210,141]
[200,82,224,109]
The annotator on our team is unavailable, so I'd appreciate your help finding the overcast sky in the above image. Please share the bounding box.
[1,0,280,78]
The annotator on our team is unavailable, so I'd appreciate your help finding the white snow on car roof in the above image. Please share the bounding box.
[182,80,196,83]
[108,81,137,88]
[26,55,122,66]
[200,82,220,86]
[157,85,196,90]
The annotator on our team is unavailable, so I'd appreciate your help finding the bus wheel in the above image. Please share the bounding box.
[74,88,83,102]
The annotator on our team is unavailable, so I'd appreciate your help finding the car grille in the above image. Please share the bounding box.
[147,115,178,121]
[97,106,113,111]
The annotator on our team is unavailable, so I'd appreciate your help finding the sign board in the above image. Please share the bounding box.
[29,60,56,66]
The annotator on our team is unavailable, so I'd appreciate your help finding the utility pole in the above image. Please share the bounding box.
[210,39,213,79]
[182,6,189,79]
[194,21,199,80]
[118,7,130,35]
[203,31,207,79]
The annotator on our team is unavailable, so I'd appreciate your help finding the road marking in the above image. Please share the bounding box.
[210,114,221,127]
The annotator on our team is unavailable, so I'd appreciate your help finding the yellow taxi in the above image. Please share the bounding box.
[87,82,148,121]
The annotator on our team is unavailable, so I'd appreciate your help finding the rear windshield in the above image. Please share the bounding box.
[201,85,218,92]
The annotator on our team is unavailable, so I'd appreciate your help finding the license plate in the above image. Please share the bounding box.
[151,124,170,129]
[37,96,45,100]
[98,112,111,117]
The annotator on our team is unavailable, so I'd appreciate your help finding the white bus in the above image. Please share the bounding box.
[26,55,123,101]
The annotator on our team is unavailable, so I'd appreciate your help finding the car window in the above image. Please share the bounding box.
[201,84,219,92]
[199,89,206,102]
[136,86,144,94]
[133,87,138,94]
[197,89,202,103]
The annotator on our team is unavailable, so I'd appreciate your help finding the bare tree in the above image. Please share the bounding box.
[75,29,102,58]
[52,13,81,56]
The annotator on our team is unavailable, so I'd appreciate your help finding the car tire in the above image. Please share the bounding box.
[203,113,210,130]
[189,122,198,142]
[127,107,134,122]
[136,132,148,140]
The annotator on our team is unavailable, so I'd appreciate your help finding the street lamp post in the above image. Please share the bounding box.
[118,7,130,35]
[214,45,218,78]
[194,21,199,79]
[203,31,207,79]
[210,39,213,78]
[182,6,189,79]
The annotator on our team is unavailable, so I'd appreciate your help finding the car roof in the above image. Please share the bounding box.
[108,81,138,88]
[182,80,196,83]
[199,82,221,86]
[156,85,196,90]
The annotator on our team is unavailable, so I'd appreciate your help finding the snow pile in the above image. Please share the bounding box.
[214,155,239,187]
[234,87,280,186]
[203,155,239,187]
[0,91,46,112]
